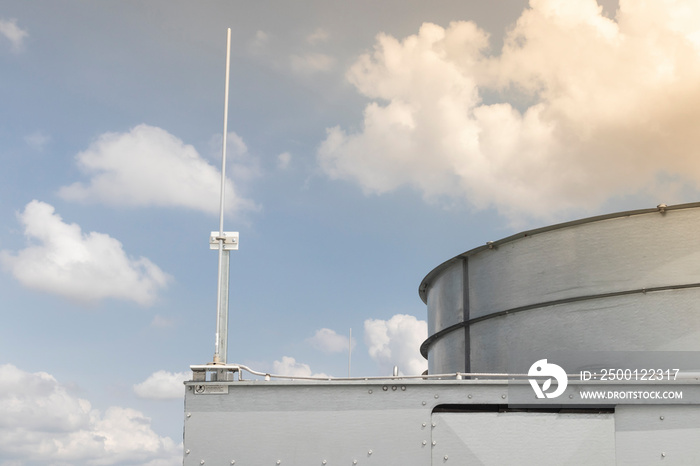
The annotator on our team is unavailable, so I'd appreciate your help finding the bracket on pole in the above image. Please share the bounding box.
[210,232,239,250]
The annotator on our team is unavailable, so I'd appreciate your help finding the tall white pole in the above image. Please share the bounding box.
[213,28,232,365]
[348,328,352,377]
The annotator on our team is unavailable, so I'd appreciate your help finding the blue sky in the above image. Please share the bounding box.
[3,0,700,463]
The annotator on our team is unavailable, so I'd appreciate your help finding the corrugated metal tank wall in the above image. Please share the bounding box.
[419,203,700,374]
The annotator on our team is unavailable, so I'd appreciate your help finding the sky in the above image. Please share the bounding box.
[2,0,700,463]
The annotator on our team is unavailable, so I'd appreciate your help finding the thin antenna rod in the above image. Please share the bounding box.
[213,28,232,364]
[348,328,352,377]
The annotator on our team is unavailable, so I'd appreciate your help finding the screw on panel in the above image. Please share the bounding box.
[501,394,506,399]
[422,422,426,428]
[657,204,667,214]
[368,449,373,455]
[200,461,205,465]
[431,422,436,427]
[231,462,235,465]
[422,401,426,405]
[422,441,427,446]
[383,386,388,391]
[401,386,406,391]
[368,389,373,394]
[432,441,437,446]
[185,450,190,455]
[468,394,472,399]
[353,461,357,465]
[392,386,397,391]
[444,455,449,461]
[187,413,191,418]
[660,416,665,420]
[277,461,281,465]
[434,394,439,399]
[569,394,574,399]
[662,452,666,457]
[322,461,327,465]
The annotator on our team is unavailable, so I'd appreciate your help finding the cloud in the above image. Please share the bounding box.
[24,131,50,151]
[272,356,330,378]
[0,18,28,53]
[251,30,269,51]
[307,328,354,353]
[0,201,170,306]
[0,364,180,465]
[364,314,427,376]
[58,124,257,215]
[319,0,700,222]
[307,28,330,45]
[290,52,335,74]
[150,314,175,329]
[133,370,189,400]
[277,151,292,169]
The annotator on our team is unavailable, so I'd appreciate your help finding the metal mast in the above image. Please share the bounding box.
[210,28,238,365]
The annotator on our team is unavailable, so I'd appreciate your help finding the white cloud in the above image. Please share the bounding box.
[0,200,170,306]
[319,0,700,222]
[150,314,175,329]
[0,364,180,465]
[307,328,354,353]
[272,356,330,378]
[0,18,28,53]
[290,52,335,74]
[364,314,427,376]
[58,124,257,215]
[133,370,189,400]
[277,151,292,169]
[251,30,269,50]
[24,131,50,151]
[307,28,330,45]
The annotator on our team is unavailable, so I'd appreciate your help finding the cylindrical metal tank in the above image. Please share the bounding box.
[419,203,700,374]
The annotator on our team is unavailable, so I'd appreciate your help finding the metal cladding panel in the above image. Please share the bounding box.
[431,411,615,465]
[428,327,466,375]
[183,382,434,466]
[469,288,700,373]
[468,208,700,320]
[615,405,700,464]
[426,261,464,335]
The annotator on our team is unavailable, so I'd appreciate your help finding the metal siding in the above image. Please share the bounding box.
[469,288,700,373]
[426,263,463,335]
[615,405,700,464]
[431,411,616,465]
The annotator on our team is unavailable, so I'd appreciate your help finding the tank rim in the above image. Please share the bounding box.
[418,202,700,304]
